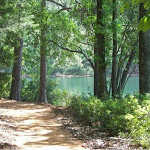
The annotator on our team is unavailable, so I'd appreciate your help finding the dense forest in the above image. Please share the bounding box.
[0,0,150,149]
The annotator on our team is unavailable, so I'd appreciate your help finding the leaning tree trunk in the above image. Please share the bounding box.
[117,50,135,94]
[94,0,107,98]
[139,3,150,94]
[39,0,47,103]
[9,38,23,100]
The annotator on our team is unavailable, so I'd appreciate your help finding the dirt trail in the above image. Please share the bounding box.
[0,99,85,150]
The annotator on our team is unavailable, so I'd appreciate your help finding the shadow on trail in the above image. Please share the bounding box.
[0,99,84,150]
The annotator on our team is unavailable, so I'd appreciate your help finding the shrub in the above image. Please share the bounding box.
[0,73,11,98]
[70,96,104,125]
[69,95,150,148]
[21,78,72,106]
[124,100,150,148]
[49,88,72,106]
[21,78,57,103]
[70,95,140,134]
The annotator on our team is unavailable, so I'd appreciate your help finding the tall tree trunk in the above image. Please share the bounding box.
[94,0,107,98]
[111,0,117,97]
[9,38,23,100]
[139,3,150,94]
[39,0,47,103]
[94,52,100,97]
[92,0,99,97]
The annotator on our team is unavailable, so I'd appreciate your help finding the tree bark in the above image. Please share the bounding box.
[111,0,117,97]
[94,53,100,97]
[139,3,150,94]
[39,0,47,103]
[94,0,107,98]
[117,50,135,94]
[9,38,23,100]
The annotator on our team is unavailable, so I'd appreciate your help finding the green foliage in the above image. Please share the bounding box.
[21,78,71,106]
[50,89,72,106]
[70,96,104,124]
[124,100,150,148]
[70,95,150,148]
[51,55,93,76]
[21,78,57,102]
[0,1,149,148]
[138,15,150,32]
[21,79,38,102]
[0,73,11,98]
[70,95,138,133]
[121,0,150,32]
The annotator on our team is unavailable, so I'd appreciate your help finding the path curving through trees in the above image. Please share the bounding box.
[0,99,84,150]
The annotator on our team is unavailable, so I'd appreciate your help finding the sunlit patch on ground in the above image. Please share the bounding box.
[0,99,85,150]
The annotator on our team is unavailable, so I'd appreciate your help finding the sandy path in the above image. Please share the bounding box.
[0,99,85,150]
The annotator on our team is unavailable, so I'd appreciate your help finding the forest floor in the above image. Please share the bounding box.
[0,99,84,150]
[0,98,141,150]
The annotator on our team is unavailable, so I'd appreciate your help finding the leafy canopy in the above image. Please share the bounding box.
[121,0,150,32]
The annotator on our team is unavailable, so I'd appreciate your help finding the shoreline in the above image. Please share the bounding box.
[50,74,93,78]
[50,74,139,78]
[22,74,139,78]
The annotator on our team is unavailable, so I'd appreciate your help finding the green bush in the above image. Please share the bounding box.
[21,78,57,103]
[101,96,141,134]
[0,73,11,98]
[70,96,104,125]
[124,100,150,148]
[21,78,72,106]
[69,95,150,148]
[50,88,72,106]
[70,95,139,133]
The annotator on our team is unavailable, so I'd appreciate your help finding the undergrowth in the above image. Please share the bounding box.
[21,78,72,106]
[69,94,150,148]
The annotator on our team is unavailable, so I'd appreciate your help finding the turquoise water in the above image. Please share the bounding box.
[54,76,139,96]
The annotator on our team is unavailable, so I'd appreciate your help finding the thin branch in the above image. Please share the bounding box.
[76,40,93,47]
[47,0,66,8]
[117,22,130,53]
[49,39,94,70]
[120,40,138,66]
[47,0,71,12]
[57,7,71,13]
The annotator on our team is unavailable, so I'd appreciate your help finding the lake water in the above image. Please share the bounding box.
[54,76,139,96]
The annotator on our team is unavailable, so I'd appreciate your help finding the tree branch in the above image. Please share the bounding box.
[49,39,94,70]
[76,40,93,47]
[46,0,71,12]
[117,50,136,93]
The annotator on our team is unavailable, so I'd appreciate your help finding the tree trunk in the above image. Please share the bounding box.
[117,50,135,94]
[9,38,23,100]
[39,0,47,103]
[139,3,150,94]
[94,0,107,98]
[94,52,100,97]
[111,0,117,97]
